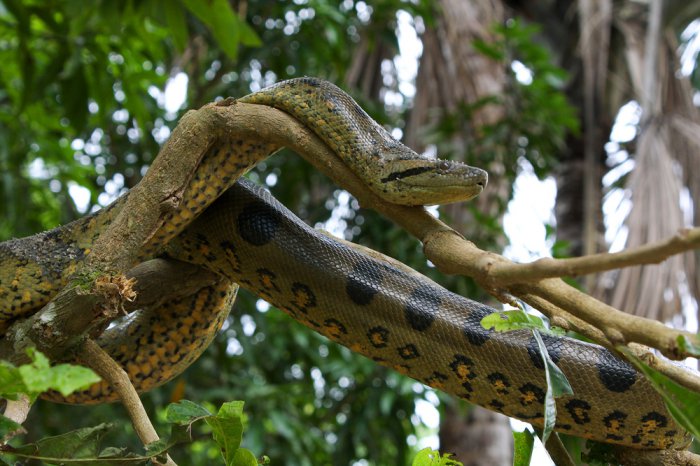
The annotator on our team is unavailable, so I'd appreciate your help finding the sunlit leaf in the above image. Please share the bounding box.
[411,448,463,466]
[480,309,546,332]
[18,348,101,398]
[513,429,535,466]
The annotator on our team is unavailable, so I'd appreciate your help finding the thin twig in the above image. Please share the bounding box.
[480,227,700,284]
[79,339,177,466]
[628,343,700,394]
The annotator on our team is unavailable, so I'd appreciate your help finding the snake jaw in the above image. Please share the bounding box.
[377,158,488,206]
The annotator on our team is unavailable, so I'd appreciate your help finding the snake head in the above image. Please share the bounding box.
[376,157,488,206]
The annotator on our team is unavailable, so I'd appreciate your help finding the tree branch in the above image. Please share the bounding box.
[1,259,216,365]
[79,339,177,466]
[478,227,700,284]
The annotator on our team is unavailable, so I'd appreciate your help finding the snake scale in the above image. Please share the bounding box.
[0,77,691,450]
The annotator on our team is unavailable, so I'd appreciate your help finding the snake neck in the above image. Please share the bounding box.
[239,77,487,205]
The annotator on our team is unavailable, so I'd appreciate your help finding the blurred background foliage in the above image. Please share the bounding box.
[1,0,699,465]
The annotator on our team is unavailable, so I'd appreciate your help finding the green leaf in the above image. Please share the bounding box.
[513,429,535,466]
[162,0,189,51]
[480,309,546,332]
[0,361,27,398]
[533,330,573,444]
[165,399,212,424]
[181,0,260,59]
[0,414,24,440]
[19,348,101,397]
[144,423,192,458]
[231,448,258,466]
[16,423,113,459]
[619,347,700,438]
[412,448,463,466]
[205,401,245,465]
[676,334,700,358]
[472,38,504,60]
[164,400,250,465]
[3,422,194,465]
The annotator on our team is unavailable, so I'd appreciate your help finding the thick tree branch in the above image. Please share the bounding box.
[1,259,216,365]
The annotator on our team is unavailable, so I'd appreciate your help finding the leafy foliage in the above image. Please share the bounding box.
[1,399,262,465]
[0,349,99,406]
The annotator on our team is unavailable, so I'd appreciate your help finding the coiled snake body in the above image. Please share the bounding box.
[0,78,690,450]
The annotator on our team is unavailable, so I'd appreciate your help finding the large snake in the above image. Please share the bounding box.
[0,78,691,450]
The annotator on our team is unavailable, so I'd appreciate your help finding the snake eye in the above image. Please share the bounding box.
[438,161,450,170]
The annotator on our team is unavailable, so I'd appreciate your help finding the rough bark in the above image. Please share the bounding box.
[439,406,513,466]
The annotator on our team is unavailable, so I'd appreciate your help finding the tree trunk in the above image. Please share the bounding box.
[407,1,512,463]
[439,405,513,466]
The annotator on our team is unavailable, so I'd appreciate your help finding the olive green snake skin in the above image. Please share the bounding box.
[0,78,691,450]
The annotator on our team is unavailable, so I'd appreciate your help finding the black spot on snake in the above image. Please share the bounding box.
[397,344,420,360]
[518,383,545,406]
[237,200,282,246]
[596,348,637,392]
[346,260,382,305]
[367,326,389,348]
[489,399,505,412]
[460,382,473,398]
[291,282,316,313]
[450,354,477,381]
[425,372,448,388]
[640,412,668,430]
[527,333,563,369]
[566,399,592,425]
[604,410,627,441]
[256,268,280,293]
[463,304,492,346]
[487,372,511,395]
[404,284,439,331]
[323,318,347,338]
